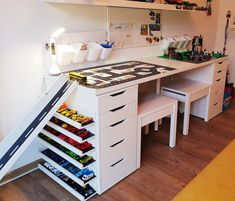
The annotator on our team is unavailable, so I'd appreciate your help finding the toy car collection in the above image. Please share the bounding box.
[44,125,93,153]
[50,117,94,140]
[42,162,95,198]
[57,104,93,126]
[38,133,95,167]
[42,149,95,182]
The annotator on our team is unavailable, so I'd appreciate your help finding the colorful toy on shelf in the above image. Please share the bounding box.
[43,125,93,153]
[42,162,96,198]
[50,117,93,140]
[39,133,95,165]
[57,104,93,126]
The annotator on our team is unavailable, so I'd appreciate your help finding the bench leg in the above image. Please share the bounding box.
[169,103,177,148]
[143,125,149,135]
[154,121,159,131]
[183,100,191,135]
[137,119,142,169]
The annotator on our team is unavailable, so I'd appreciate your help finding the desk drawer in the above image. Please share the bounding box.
[214,60,227,72]
[101,149,136,192]
[212,77,226,91]
[99,102,137,129]
[210,88,224,104]
[209,101,222,119]
[213,67,226,83]
[99,86,137,114]
[100,116,136,148]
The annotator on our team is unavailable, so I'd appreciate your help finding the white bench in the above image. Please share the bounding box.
[161,78,211,135]
[137,93,178,168]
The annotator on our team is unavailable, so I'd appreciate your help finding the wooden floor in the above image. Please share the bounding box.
[0,101,235,201]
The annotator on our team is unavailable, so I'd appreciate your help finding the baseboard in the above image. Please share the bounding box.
[0,159,43,186]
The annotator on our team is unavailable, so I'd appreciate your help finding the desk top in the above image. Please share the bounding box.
[67,56,228,96]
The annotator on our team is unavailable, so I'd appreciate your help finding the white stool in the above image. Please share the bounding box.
[137,93,178,168]
[161,78,211,136]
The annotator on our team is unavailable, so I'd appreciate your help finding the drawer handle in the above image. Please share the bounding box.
[110,105,125,112]
[214,102,218,106]
[219,62,223,65]
[110,120,125,127]
[216,79,221,82]
[110,158,124,167]
[217,70,222,73]
[110,139,125,148]
[110,91,125,97]
[215,90,221,94]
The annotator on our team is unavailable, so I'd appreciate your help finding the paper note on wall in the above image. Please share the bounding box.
[109,23,133,48]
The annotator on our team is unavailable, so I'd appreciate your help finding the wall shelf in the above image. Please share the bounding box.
[47,0,201,12]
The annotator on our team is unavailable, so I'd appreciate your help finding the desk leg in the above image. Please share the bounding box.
[137,119,142,169]
[183,99,190,135]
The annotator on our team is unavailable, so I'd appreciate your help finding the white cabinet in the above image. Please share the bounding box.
[97,85,138,193]
[208,60,227,120]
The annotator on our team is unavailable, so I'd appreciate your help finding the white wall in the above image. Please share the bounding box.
[0,0,220,171]
[215,1,235,83]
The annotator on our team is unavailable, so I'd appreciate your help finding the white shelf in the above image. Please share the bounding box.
[39,164,96,201]
[54,112,94,130]
[41,129,95,156]
[47,121,95,144]
[37,137,95,169]
[47,0,177,10]
[40,152,96,186]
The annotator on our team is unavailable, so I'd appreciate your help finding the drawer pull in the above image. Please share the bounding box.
[219,62,223,65]
[110,139,125,148]
[217,70,222,73]
[110,158,124,167]
[216,79,221,82]
[214,102,218,106]
[215,90,221,94]
[110,120,125,127]
[110,105,125,112]
[110,91,125,97]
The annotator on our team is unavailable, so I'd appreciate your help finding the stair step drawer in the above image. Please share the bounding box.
[99,102,137,129]
[100,116,136,148]
[99,86,137,114]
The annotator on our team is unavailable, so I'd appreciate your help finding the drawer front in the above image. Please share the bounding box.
[212,77,226,92]
[101,129,136,165]
[99,86,138,114]
[99,102,137,129]
[101,151,137,192]
[210,88,224,105]
[209,101,222,119]
[213,66,227,83]
[214,60,227,72]
[100,116,137,149]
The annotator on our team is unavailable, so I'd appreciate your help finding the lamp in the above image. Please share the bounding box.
[46,27,65,75]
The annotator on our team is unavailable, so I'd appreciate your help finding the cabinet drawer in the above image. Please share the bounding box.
[213,67,226,81]
[212,77,226,91]
[101,129,136,166]
[214,60,227,72]
[101,151,136,192]
[100,116,136,148]
[99,102,137,129]
[210,88,224,104]
[99,86,137,114]
[209,101,222,119]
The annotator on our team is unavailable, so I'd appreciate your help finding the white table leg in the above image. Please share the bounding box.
[137,119,142,169]
[169,103,177,148]
[154,121,159,131]
[183,99,191,135]
[143,125,149,135]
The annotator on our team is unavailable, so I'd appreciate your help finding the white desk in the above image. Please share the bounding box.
[41,56,228,198]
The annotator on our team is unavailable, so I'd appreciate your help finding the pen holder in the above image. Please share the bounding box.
[72,43,87,64]
[99,44,113,60]
[87,42,102,61]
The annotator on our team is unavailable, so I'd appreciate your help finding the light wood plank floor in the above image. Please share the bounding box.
[0,100,234,201]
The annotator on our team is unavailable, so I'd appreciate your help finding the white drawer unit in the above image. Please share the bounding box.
[208,59,228,120]
[97,86,138,193]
